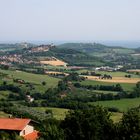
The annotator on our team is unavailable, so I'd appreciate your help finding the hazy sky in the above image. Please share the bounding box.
[0,0,140,42]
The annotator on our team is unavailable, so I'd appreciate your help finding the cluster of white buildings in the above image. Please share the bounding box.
[95,65,123,71]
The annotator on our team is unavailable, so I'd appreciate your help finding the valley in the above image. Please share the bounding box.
[0,42,140,139]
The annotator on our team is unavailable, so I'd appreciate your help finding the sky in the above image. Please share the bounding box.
[0,0,140,42]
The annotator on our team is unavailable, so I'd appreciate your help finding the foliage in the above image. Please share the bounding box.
[118,107,140,139]
[61,106,115,140]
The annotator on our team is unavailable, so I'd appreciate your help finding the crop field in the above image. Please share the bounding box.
[95,71,140,78]
[81,80,136,91]
[40,58,67,67]
[45,71,68,76]
[127,69,140,72]
[33,107,69,120]
[85,76,140,84]
[89,97,140,112]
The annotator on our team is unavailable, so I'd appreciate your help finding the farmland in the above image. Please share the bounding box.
[85,76,140,83]
[81,80,136,91]
[0,69,60,93]
[89,97,140,112]
[1,42,140,140]
[40,58,67,67]
[0,69,60,87]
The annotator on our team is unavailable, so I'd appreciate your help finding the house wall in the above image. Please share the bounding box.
[19,125,34,136]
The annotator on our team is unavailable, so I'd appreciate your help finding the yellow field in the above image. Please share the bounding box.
[45,71,69,76]
[40,58,67,67]
[131,53,140,56]
[85,76,140,83]
[127,69,140,72]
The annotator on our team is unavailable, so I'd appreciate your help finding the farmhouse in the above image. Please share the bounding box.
[0,118,39,140]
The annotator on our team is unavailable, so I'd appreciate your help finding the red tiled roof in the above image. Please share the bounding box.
[0,118,31,131]
[23,130,39,140]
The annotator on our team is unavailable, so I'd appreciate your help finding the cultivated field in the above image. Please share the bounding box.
[45,71,68,76]
[89,97,140,112]
[40,58,67,67]
[81,80,136,91]
[127,69,140,72]
[85,76,140,84]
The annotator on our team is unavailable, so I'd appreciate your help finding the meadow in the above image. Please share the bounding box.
[81,80,136,92]
[32,107,69,120]
[0,69,59,87]
[0,69,60,93]
[89,97,140,112]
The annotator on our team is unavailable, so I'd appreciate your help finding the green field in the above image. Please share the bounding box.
[33,107,69,120]
[0,91,10,99]
[81,80,136,91]
[96,71,140,78]
[89,98,140,112]
[77,70,140,78]
[0,69,59,87]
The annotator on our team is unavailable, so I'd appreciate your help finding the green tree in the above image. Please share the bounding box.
[118,107,140,140]
[61,106,115,140]
[42,81,46,86]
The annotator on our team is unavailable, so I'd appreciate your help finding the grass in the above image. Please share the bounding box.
[0,91,10,99]
[95,71,140,78]
[81,80,136,91]
[89,97,140,112]
[32,106,122,122]
[0,111,9,118]
[0,69,60,85]
[94,90,119,94]
[110,112,123,123]
[77,70,140,78]
[33,107,69,120]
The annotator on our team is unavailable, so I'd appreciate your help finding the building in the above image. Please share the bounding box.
[26,95,34,102]
[0,118,39,140]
